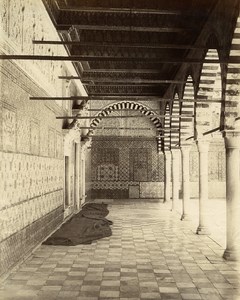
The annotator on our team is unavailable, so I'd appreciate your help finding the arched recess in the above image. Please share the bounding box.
[180,75,195,143]
[164,103,171,151]
[88,101,163,151]
[225,12,240,130]
[171,93,180,148]
[195,48,222,138]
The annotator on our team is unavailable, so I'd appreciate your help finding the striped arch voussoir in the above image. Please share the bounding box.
[88,101,163,152]
[89,101,162,131]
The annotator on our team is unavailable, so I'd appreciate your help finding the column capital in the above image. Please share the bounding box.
[223,131,240,149]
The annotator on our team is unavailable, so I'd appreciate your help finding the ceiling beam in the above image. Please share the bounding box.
[60,77,193,84]
[83,69,167,74]
[82,83,186,87]
[32,40,220,50]
[86,109,172,112]
[57,24,192,33]
[81,127,160,130]
[71,126,180,133]
[56,115,193,120]
[56,7,183,15]
[0,54,226,64]
[29,96,225,103]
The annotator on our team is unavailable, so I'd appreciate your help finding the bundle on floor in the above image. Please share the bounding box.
[43,203,113,246]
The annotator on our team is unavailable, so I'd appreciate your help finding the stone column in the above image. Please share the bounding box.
[223,134,240,261]
[171,149,180,211]
[80,137,91,204]
[80,150,86,205]
[181,145,191,220]
[74,142,81,211]
[164,150,172,203]
[196,140,210,234]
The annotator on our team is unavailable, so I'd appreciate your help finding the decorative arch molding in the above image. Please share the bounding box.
[171,93,180,148]
[88,101,163,152]
[225,13,240,130]
[195,48,222,137]
[89,101,162,131]
[181,75,194,143]
[164,103,171,151]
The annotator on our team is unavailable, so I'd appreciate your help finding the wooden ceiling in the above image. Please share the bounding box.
[43,0,219,98]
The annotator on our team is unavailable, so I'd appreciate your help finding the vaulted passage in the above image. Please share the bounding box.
[1,1,240,299]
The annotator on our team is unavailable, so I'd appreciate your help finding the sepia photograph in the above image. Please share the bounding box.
[0,0,240,299]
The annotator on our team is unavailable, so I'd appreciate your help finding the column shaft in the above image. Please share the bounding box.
[196,141,210,234]
[164,151,172,203]
[223,136,240,260]
[171,149,180,210]
[181,146,191,220]
[81,156,86,204]
[74,143,80,211]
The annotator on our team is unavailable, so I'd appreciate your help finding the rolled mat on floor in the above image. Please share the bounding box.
[43,203,113,246]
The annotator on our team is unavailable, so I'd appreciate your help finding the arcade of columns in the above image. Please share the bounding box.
[163,18,240,261]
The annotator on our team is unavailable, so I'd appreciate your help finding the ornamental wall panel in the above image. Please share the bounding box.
[91,137,164,199]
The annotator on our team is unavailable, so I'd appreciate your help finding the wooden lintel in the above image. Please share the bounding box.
[0,54,227,64]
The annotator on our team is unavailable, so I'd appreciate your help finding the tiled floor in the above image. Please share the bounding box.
[1,201,240,300]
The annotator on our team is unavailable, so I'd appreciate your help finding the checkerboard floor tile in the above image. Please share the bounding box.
[1,201,240,300]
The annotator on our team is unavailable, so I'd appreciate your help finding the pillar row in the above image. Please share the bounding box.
[223,134,240,261]
[196,139,210,235]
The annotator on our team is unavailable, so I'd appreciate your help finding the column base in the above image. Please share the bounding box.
[223,249,240,261]
[196,226,210,235]
[181,214,191,221]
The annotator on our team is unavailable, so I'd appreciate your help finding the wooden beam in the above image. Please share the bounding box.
[57,24,192,33]
[87,109,160,112]
[56,8,183,15]
[29,96,225,103]
[56,115,193,119]
[82,83,183,87]
[79,127,158,130]
[83,69,166,74]
[60,77,193,84]
[33,40,220,50]
[0,54,226,64]
[203,126,221,136]
[78,126,179,132]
